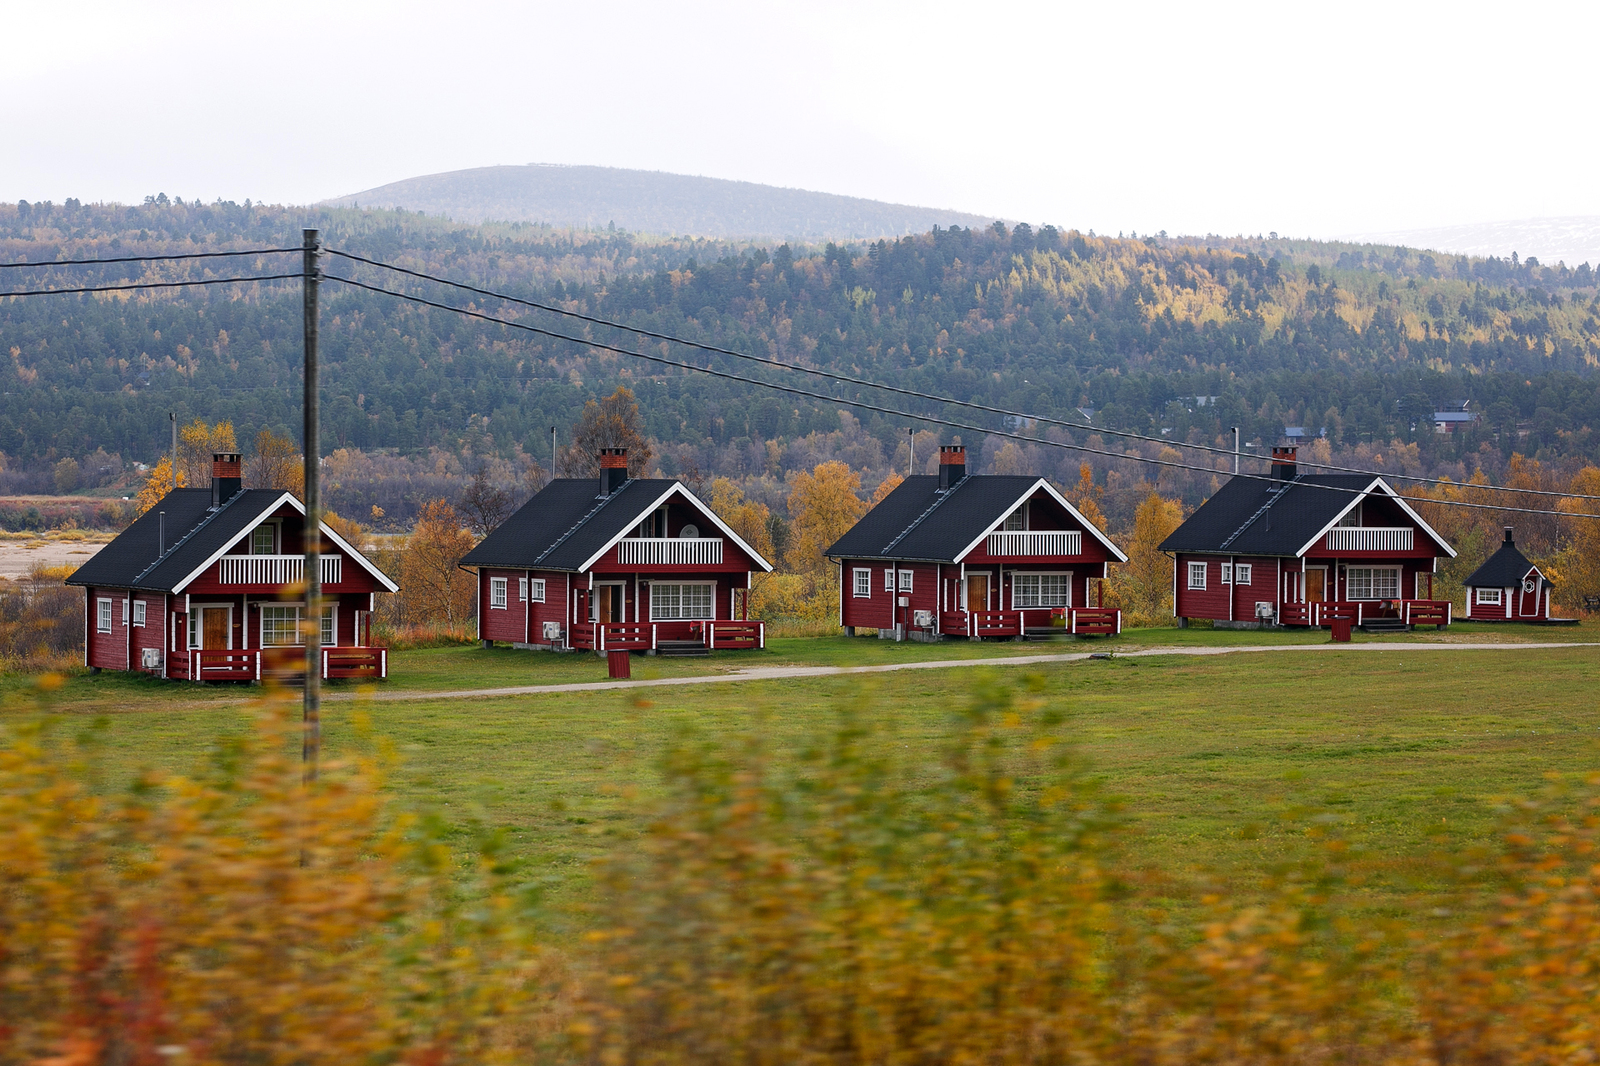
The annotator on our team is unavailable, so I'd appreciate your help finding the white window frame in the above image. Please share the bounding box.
[885,568,895,592]
[853,568,872,598]
[649,581,715,621]
[1003,506,1026,531]
[1475,586,1502,606]
[189,603,235,650]
[1346,566,1400,601]
[490,576,508,610]
[518,577,528,601]
[261,605,300,647]
[97,597,112,633]
[1234,563,1252,586]
[897,569,914,592]
[1012,571,1073,608]
[251,522,278,556]
[1221,563,1233,584]
[1188,561,1207,589]
[528,578,546,603]
[132,600,146,627]
[188,611,199,649]
[259,603,336,647]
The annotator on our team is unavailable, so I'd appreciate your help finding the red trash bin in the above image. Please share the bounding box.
[1329,617,1354,643]
[607,649,632,678]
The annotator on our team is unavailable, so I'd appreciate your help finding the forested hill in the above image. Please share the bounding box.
[1,196,1598,521]
[322,165,999,240]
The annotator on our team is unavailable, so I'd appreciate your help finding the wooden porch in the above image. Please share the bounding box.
[1276,600,1451,628]
[165,646,389,682]
[939,607,1122,639]
[568,620,766,654]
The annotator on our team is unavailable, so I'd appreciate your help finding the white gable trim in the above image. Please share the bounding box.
[952,478,1128,564]
[171,493,400,593]
[574,482,776,573]
[1293,478,1457,559]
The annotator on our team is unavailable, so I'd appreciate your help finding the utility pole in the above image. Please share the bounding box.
[1232,427,1239,475]
[170,412,177,490]
[302,229,321,784]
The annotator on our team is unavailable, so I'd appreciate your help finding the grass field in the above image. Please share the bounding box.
[7,622,1597,922]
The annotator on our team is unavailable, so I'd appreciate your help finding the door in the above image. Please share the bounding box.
[967,575,989,613]
[1305,569,1327,604]
[1518,573,1540,617]
[202,608,228,649]
[598,585,625,623]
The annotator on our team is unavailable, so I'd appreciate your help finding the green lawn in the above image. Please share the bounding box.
[9,627,1598,918]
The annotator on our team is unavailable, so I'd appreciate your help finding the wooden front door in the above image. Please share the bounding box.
[1518,573,1541,617]
[1305,569,1327,603]
[598,585,624,623]
[967,575,989,613]
[202,607,228,649]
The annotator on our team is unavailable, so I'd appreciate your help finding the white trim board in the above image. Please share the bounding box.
[1293,478,1457,559]
[952,478,1129,564]
[574,482,776,574]
[169,492,400,593]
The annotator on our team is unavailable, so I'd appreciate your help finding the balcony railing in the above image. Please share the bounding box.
[986,530,1082,557]
[1324,527,1413,552]
[616,537,723,566]
[217,554,342,585]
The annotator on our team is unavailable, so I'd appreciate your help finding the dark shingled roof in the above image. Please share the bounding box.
[461,477,742,571]
[1464,532,1545,588]
[1160,474,1413,557]
[826,475,1074,562]
[66,488,287,592]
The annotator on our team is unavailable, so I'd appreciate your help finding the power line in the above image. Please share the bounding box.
[0,248,302,269]
[0,274,302,299]
[323,272,1600,521]
[324,246,1600,504]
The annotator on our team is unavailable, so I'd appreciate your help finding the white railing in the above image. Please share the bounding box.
[218,555,342,585]
[616,537,724,566]
[1325,527,1413,552]
[986,530,1082,557]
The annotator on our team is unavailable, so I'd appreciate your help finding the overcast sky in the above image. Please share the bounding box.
[4,0,1595,241]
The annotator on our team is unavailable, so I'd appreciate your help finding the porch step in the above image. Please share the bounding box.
[1023,627,1069,641]
[1358,618,1410,634]
[656,640,710,657]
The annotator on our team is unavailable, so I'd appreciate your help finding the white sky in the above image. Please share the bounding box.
[3,0,1596,240]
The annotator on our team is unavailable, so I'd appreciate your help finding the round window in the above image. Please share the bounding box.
[678,524,699,538]
[1523,577,1537,594]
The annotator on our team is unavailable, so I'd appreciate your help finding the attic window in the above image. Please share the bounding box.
[1003,506,1025,531]
[1337,503,1362,528]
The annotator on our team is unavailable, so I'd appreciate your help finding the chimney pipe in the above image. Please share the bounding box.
[1270,446,1297,480]
[938,445,966,491]
[1504,526,1514,545]
[158,510,165,558]
[600,448,628,495]
[210,453,242,507]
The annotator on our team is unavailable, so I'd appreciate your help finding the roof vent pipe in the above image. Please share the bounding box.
[1270,446,1297,480]
[1504,526,1514,545]
[158,510,165,558]
[938,445,966,491]
[600,448,628,495]
[211,453,242,508]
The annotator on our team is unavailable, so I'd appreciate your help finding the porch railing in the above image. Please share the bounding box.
[1324,527,1413,552]
[218,554,342,585]
[986,530,1081,557]
[616,537,723,566]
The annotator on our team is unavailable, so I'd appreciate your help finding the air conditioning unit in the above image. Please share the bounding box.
[542,621,563,641]
[1255,602,1275,620]
[913,609,934,628]
[140,647,162,669]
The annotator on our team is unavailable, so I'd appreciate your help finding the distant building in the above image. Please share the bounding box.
[1284,427,1306,441]
[1433,401,1478,434]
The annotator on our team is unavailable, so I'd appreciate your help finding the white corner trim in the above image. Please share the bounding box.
[952,478,1129,564]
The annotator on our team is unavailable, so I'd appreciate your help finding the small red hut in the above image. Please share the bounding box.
[1463,527,1555,621]
[461,449,774,655]
[66,454,399,681]
[826,446,1128,640]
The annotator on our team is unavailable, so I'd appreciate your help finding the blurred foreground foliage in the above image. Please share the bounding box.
[5,678,1600,1064]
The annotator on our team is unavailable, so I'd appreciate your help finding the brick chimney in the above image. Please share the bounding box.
[1270,446,1297,480]
[600,448,628,495]
[938,445,966,491]
[211,453,242,507]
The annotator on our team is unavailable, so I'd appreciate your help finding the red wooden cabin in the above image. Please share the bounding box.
[826,446,1128,640]
[461,449,774,655]
[66,454,399,682]
[1160,447,1456,631]
[1463,527,1556,621]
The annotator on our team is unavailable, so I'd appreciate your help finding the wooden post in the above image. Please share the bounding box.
[302,228,321,784]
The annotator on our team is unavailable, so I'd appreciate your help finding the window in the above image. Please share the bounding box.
[886,569,896,592]
[1337,503,1362,528]
[1346,567,1399,600]
[528,579,546,603]
[853,568,872,598]
[122,598,130,626]
[132,600,146,627]
[1234,564,1252,585]
[1003,506,1025,531]
[97,598,112,633]
[188,612,199,649]
[1476,587,1502,606]
[518,577,528,601]
[1221,563,1233,584]
[1188,562,1207,589]
[261,606,299,646]
[651,583,714,620]
[252,525,276,555]
[1013,573,1071,607]
[322,608,335,647]
[898,569,913,592]
[490,577,508,609]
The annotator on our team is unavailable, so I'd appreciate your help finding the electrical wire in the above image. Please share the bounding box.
[0,274,302,298]
[323,272,1600,521]
[324,246,1600,503]
[0,248,302,268]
